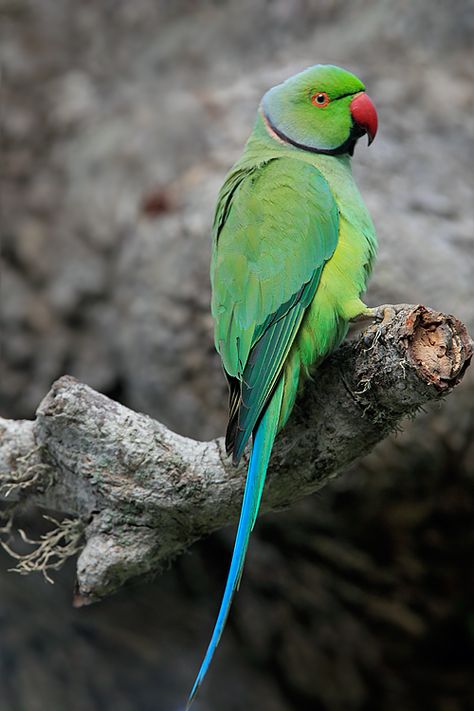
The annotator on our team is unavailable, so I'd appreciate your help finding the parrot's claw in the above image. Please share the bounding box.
[358,304,412,348]
[364,304,396,324]
[350,303,411,325]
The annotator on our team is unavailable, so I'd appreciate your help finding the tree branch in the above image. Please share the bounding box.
[0,305,471,604]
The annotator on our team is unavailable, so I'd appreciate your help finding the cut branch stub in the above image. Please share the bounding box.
[402,307,472,389]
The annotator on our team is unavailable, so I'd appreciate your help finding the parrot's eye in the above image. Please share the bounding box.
[311,92,330,107]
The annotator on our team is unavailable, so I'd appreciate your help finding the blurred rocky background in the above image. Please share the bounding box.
[1,1,473,710]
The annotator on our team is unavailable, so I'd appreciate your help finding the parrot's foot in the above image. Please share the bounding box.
[354,304,413,348]
[351,303,413,325]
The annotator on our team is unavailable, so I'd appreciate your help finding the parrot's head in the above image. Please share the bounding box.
[261,64,377,156]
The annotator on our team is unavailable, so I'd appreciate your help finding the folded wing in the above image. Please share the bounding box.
[211,157,340,462]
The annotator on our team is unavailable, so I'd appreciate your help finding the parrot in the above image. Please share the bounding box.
[187,64,379,708]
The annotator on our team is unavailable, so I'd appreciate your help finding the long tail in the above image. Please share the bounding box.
[186,378,284,709]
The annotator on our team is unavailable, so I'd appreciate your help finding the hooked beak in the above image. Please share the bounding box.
[350,92,378,145]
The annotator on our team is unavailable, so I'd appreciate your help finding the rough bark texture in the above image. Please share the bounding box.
[1,306,471,604]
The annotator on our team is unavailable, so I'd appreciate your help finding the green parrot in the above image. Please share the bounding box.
[187,64,379,707]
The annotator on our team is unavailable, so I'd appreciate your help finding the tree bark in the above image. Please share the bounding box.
[1,305,471,604]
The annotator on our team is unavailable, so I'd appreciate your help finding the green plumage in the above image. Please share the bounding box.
[187,64,378,707]
[213,158,339,460]
[212,116,377,456]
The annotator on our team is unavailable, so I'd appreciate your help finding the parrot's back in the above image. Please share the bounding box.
[215,124,377,433]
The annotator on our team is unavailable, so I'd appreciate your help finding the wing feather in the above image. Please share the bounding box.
[212,157,339,462]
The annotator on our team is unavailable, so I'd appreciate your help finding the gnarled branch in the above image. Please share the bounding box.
[0,305,471,604]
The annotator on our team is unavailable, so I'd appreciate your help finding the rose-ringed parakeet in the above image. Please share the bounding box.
[187,64,379,707]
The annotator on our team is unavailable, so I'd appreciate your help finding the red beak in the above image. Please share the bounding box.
[350,92,378,145]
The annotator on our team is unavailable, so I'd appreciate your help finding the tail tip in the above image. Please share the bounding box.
[185,676,201,710]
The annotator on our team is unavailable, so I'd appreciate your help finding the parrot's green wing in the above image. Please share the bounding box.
[211,157,339,463]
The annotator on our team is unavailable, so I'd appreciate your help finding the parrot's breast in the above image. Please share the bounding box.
[278,159,377,430]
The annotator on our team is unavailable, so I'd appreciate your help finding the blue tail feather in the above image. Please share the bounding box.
[186,379,284,709]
